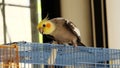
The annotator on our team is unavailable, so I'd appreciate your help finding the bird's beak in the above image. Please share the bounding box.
[38,28,44,34]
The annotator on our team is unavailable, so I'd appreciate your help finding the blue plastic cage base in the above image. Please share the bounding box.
[1,42,120,68]
[18,42,120,64]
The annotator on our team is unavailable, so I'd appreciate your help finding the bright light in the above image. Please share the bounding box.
[5,6,31,42]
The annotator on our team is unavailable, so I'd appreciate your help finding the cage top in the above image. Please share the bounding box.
[10,42,120,65]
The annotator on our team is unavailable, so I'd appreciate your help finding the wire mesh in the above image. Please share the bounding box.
[1,42,120,68]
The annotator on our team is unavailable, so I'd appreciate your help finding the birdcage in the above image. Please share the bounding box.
[0,44,19,68]
[1,42,120,68]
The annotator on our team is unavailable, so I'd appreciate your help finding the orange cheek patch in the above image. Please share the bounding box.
[46,23,51,28]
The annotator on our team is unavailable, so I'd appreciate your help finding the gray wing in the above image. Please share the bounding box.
[50,17,85,46]
[63,19,85,46]
[63,19,81,40]
[51,17,81,40]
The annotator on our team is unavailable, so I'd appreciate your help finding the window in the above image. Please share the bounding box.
[0,0,42,68]
[0,0,31,44]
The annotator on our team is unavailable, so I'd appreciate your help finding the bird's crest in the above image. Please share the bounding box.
[41,14,49,22]
[37,15,49,29]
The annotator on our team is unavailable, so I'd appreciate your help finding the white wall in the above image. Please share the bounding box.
[106,0,120,49]
[60,0,92,46]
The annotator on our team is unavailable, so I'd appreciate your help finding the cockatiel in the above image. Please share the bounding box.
[37,17,85,47]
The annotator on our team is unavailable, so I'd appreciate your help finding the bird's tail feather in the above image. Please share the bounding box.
[78,42,86,46]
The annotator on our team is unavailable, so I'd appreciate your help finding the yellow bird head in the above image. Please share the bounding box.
[37,18,56,34]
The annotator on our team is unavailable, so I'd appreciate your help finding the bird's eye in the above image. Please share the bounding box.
[43,24,46,27]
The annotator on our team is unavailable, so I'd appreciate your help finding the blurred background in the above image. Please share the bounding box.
[0,0,120,49]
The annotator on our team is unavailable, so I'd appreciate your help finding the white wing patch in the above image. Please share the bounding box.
[74,27,81,36]
[70,23,81,36]
[65,19,81,37]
